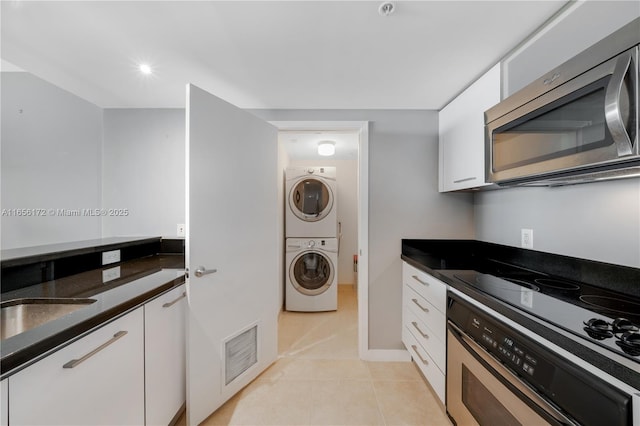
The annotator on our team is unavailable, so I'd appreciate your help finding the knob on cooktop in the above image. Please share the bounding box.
[616,331,640,356]
[583,318,613,339]
[611,318,639,334]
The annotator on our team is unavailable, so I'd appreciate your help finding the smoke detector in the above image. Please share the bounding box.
[378,2,395,16]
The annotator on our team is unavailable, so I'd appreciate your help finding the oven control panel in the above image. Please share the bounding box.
[451,299,555,393]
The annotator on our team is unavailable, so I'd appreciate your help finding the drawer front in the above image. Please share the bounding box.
[9,308,144,426]
[403,284,446,343]
[404,307,445,372]
[402,262,446,313]
[402,326,445,404]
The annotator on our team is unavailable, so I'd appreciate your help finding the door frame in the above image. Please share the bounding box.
[270,120,369,360]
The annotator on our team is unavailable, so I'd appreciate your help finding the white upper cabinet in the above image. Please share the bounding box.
[439,64,501,192]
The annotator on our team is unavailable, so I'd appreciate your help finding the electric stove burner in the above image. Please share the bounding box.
[579,295,640,316]
[534,278,580,291]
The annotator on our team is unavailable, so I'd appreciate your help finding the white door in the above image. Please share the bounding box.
[186,84,279,425]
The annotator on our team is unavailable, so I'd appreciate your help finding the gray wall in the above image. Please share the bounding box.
[475,180,640,268]
[102,109,185,238]
[1,72,103,249]
[252,109,475,350]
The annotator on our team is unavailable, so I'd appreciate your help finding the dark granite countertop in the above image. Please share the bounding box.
[401,239,640,389]
[1,254,185,378]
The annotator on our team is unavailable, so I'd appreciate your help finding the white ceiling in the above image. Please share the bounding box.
[1,0,568,110]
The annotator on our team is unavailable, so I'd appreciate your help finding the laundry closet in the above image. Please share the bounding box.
[279,131,359,312]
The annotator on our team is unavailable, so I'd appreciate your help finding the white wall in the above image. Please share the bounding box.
[102,109,185,238]
[289,158,358,285]
[1,72,103,249]
[253,109,475,350]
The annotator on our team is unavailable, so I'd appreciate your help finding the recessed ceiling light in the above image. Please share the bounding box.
[138,63,153,75]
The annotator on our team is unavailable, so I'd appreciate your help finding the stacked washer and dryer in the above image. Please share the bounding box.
[285,167,338,312]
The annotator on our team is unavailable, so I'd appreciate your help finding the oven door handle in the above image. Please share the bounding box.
[448,321,578,426]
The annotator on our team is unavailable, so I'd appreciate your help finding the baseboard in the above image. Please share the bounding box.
[360,349,411,362]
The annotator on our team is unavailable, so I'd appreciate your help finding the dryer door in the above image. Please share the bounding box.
[289,178,333,222]
[290,251,335,296]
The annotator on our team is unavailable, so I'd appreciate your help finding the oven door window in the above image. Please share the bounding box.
[462,365,522,426]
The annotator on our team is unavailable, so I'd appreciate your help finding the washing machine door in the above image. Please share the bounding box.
[289,178,333,222]
[290,251,335,296]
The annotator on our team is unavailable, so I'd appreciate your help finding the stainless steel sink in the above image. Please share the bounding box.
[1,298,97,340]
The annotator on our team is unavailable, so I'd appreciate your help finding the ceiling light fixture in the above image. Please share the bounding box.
[138,63,153,75]
[378,2,395,16]
[318,141,336,156]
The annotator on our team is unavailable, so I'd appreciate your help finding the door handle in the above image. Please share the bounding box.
[194,266,217,277]
[604,49,635,156]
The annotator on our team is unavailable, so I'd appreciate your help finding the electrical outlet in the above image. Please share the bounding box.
[102,249,121,265]
[521,229,534,249]
[102,266,121,283]
[177,223,186,237]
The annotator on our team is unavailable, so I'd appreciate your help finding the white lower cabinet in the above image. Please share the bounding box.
[402,262,447,404]
[144,284,186,426]
[1,379,7,426]
[9,308,144,426]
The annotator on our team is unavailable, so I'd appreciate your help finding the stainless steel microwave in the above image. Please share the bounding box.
[485,19,639,186]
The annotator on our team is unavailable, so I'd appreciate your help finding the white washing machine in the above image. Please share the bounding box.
[285,238,338,312]
[285,166,337,238]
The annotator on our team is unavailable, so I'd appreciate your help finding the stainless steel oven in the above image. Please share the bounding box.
[446,291,637,426]
[485,18,639,186]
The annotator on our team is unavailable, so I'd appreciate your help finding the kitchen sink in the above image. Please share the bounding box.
[1,298,97,340]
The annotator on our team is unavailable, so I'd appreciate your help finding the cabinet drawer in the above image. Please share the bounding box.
[403,284,446,343]
[9,308,144,426]
[402,262,446,314]
[402,326,445,404]
[404,308,445,373]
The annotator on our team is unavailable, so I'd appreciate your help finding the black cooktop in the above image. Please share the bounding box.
[453,271,640,361]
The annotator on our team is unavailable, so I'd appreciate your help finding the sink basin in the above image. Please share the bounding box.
[1,298,97,340]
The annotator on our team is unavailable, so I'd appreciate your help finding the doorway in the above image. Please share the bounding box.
[271,121,369,360]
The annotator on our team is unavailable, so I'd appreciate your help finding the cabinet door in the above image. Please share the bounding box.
[9,308,144,426]
[1,379,7,426]
[439,64,501,192]
[145,284,186,426]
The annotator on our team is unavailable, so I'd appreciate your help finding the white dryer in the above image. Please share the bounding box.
[285,238,338,312]
[285,167,337,238]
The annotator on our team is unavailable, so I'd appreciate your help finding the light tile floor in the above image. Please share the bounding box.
[190,285,451,425]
